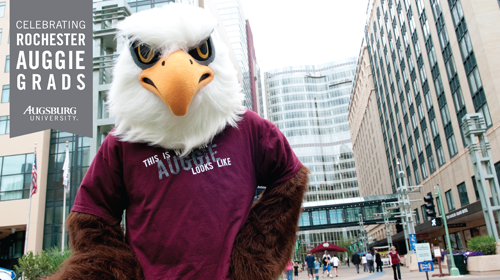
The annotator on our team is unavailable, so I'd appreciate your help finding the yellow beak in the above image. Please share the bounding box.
[139,50,214,116]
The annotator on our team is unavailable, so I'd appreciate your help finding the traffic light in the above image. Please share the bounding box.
[431,218,442,227]
[424,192,437,218]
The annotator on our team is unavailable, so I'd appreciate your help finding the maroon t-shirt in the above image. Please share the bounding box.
[389,251,400,265]
[72,110,303,280]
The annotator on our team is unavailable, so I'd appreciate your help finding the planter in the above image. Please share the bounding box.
[467,255,500,276]
[446,254,467,275]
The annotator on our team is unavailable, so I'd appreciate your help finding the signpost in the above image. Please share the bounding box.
[432,245,448,277]
[409,234,417,252]
[418,261,434,280]
[415,243,433,280]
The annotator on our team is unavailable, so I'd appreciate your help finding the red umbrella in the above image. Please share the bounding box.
[307,242,348,254]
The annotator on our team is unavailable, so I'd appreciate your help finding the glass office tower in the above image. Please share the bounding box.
[265,58,360,202]
[215,0,252,110]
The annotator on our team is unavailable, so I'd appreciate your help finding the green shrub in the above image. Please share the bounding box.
[467,235,496,255]
[14,247,71,280]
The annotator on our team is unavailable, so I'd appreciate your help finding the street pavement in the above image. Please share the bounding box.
[283,265,499,280]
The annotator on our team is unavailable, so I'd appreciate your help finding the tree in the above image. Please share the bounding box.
[14,247,71,280]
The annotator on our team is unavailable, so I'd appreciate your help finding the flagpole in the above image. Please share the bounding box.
[24,143,36,254]
[61,183,66,252]
[61,141,69,252]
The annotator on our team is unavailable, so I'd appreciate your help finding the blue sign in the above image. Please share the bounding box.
[418,261,434,272]
[409,234,417,252]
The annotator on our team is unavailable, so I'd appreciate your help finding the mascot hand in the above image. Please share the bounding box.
[48,212,144,280]
[229,165,309,280]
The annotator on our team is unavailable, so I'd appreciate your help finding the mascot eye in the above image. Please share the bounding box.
[130,40,161,69]
[138,44,155,63]
[188,36,215,65]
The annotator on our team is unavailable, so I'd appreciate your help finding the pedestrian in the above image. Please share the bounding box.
[305,252,315,280]
[330,254,340,277]
[351,252,361,274]
[322,250,331,278]
[293,261,300,280]
[366,250,374,273]
[362,254,367,272]
[346,256,350,267]
[389,246,402,280]
[314,257,320,280]
[285,260,293,280]
[375,249,383,272]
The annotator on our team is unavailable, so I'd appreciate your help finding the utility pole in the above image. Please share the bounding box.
[358,214,368,253]
[376,202,397,248]
[394,159,421,253]
[435,185,460,276]
[462,113,500,241]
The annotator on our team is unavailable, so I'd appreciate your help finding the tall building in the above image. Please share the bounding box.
[349,46,392,198]
[0,0,244,270]
[265,58,360,202]
[0,0,53,268]
[246,20,265,118]
[355,0,500,251]
[265,59,361,258]
[216,0,264,114]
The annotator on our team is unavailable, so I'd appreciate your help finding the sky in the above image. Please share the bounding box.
[238,0,370,72]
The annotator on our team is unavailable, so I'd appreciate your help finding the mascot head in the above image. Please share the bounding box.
[108,4,245,156]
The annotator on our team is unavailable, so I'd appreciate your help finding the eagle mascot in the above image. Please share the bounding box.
[50,4,308,280]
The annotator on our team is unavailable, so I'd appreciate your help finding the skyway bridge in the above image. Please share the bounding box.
[298,194,399,231]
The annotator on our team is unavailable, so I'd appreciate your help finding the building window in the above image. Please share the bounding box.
[4,55,9,72]
[0,115,9,134]
[329,209,344,224]
[457,182,469,207]
[477,103,492,128]
[0,153,34,201]
[415,208,421,224]
[421,205,428,221]
[447,134,458,157]
[421,162,428,179]
[1,85,8,103]
[445,190,456,211]
[0,3,5,18]
[451,0,464,27]
[43,131,92,249]
[312,210,328,225]
[436,146,446,166]
[299,212,310,227]
[415,167,421,184]
[428,154,436,174]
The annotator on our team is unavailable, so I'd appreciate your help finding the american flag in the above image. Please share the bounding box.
[30,150,37,197]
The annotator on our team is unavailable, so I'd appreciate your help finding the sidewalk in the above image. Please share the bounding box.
[287,265,499,280]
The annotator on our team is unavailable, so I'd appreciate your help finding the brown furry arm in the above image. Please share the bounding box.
[230,165,309,280]
[48,212,144,280]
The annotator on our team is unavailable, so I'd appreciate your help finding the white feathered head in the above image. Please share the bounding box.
[108,4,245,155]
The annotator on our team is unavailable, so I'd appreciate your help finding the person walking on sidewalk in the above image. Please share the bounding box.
[362,254,367,272]
[305,252,316,280]
[389,246,402,280]
[285,260,293,280]
[293,261,301,280]
[375,249,383,272]
[314,258,320,280]
[322,251,331,278]
[330,254,340,277]
[366,251,374,273]
[351,252,361,274]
